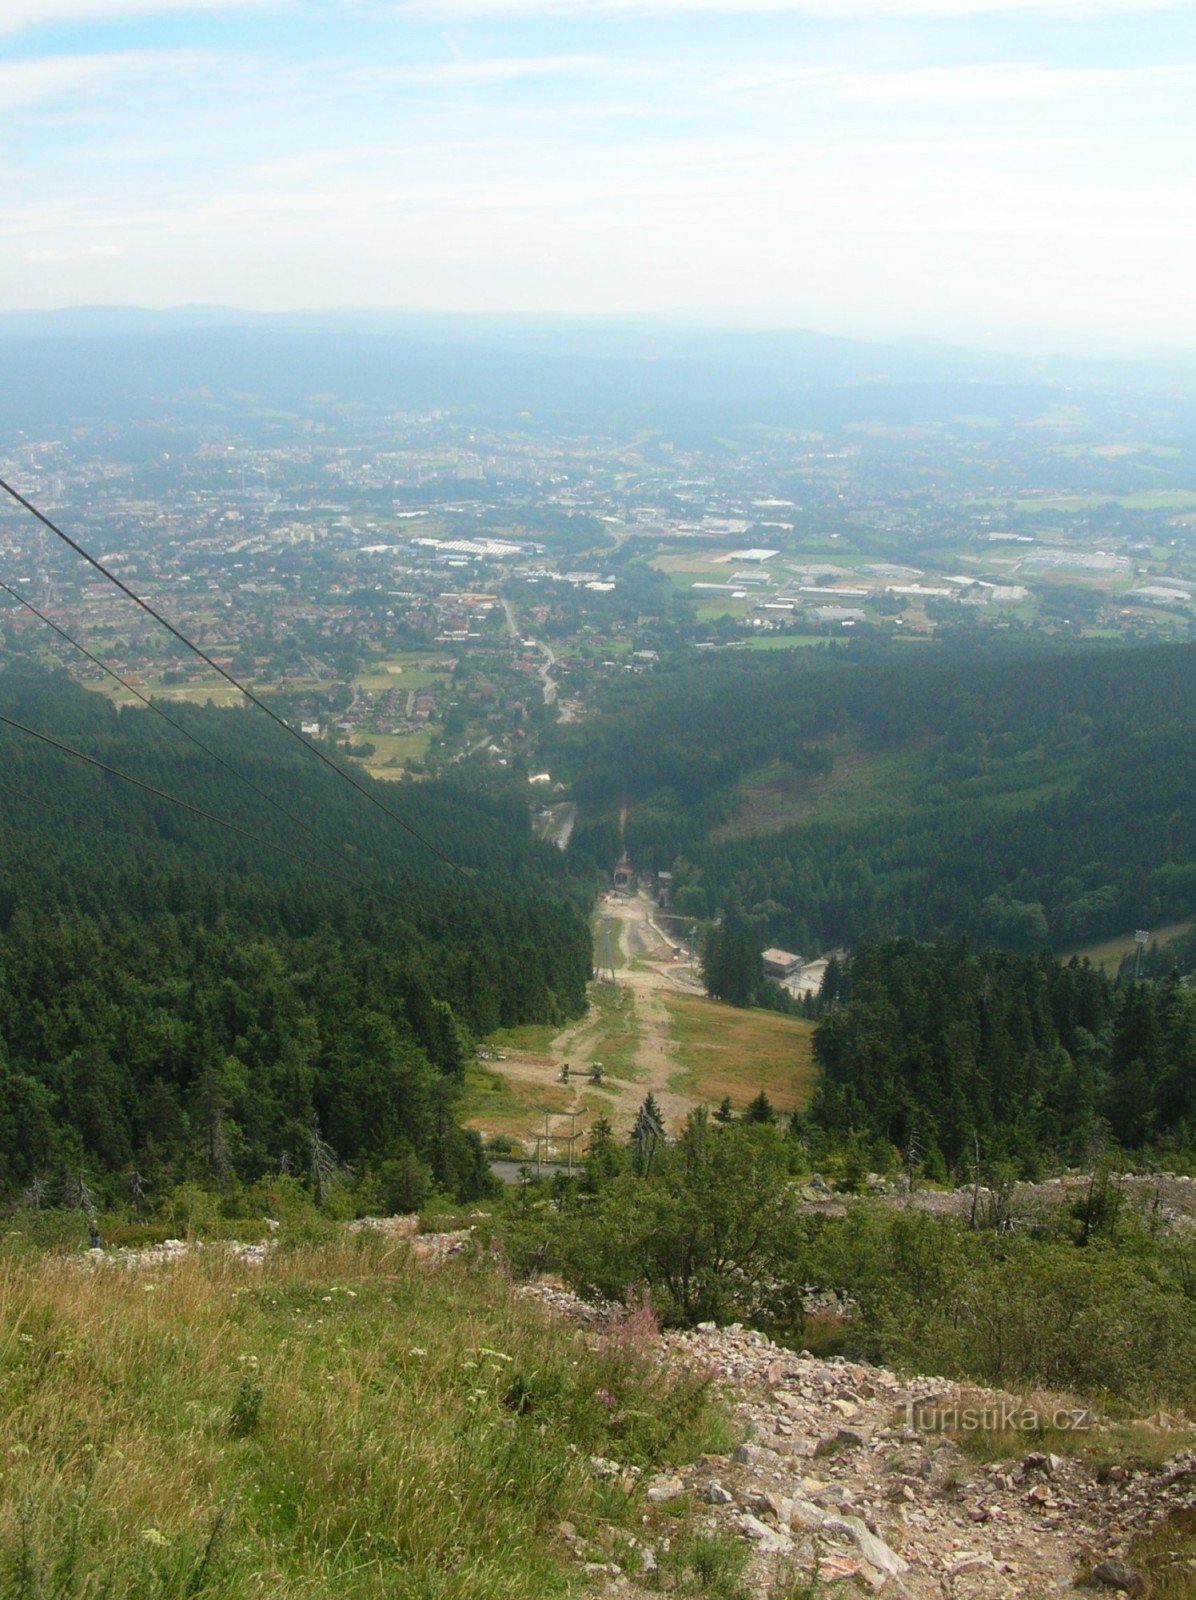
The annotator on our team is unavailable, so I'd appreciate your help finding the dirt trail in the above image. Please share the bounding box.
[481,892,705,1147]
[520,1281,1196,1600]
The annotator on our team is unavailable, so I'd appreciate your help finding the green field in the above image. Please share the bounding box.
[734,633,827,651]
[663,992,817,1113]
[354,729,433,779]
[976,490,1196,514]
[1062,918,1195,974]
[86,674,248,709]
[583,981,642,1082]
[712,726,1084,843]
[712,741,924,840]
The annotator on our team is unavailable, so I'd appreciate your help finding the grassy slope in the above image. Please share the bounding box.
[1060,918,1196,975]
[0,1236,730,1599]
[663,992,817,1114]
[713,730,1082,848]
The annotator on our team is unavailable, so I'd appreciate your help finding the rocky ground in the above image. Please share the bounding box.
[791,1173,1196,1236]
[77,1219,1195,1597]
[520,1283,1196,1600]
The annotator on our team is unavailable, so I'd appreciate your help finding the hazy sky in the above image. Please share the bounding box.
[2,0,1194,345]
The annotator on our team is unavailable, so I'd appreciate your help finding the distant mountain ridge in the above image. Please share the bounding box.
[0,307,1063,432]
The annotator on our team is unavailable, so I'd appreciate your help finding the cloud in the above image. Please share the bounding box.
[396,0,1186,15]
[723,60,1196,104]
[0,49,212,109]
[23,243,125,262]
[0,0,271,35]
[371,54,617,87]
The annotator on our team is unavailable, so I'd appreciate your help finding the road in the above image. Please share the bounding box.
[500,595,557,708]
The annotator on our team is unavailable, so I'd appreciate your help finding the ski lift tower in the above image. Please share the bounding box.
[596,916,619,992]
[1134,929,1150,982]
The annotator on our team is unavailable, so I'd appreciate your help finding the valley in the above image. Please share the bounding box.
[464,889,817,1158]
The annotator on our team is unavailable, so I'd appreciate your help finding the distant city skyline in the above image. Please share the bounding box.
[2,0,1194,348]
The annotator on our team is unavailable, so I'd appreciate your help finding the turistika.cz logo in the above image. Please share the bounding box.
[906,1400,1093,1434]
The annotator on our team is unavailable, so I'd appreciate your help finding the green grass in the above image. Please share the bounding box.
[713,740,925,841]
[460,1059,574,1137]
[734,634,827,651]
[693,600,754,621]
[0,1235,731,1599]
[715,731,1085,843]
[663,993,817,1114]
[974,489,1196,514]
[87,676,248,709]
[485,1021,563,1055]
[585,983,642,1083]
[353,730,433,779]
[1061,919,1195,974]
[594,913,625,970]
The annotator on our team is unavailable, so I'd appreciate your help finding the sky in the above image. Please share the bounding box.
[1,0,1194,347]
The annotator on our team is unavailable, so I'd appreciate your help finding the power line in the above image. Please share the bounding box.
[0,708,414,897]
[0,574,380,873]
[0,709,501,943]
[0,475,461,872]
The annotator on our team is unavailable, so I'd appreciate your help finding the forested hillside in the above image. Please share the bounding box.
[0,669,592,1201]
[551,641,1196,954]
[809,940,1196,1173]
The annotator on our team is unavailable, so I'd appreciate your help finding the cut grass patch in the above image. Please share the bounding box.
[662,992,817,1114]
[1061,919,1195,974]
[486,1020,564,1055]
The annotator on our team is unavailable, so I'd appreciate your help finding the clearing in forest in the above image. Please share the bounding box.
[662,991,817,1115]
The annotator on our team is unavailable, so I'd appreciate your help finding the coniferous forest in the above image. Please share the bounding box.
[807,939,1196,1173]
[0,668,592,1202]
[5,640,1196,1201]
[552,639,1196,954]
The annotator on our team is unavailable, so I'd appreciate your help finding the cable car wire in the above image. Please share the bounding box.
[0,475,462,872]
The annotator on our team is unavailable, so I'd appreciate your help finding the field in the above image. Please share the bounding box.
[0,1234,729,1600]
[713,731,1081,843]
[974,490,1196,514]
[354,728,433,779]
[1062,919,1195,974]
[85,672,248,709]
[734,633,826,651]
[662,991,817,1114]
[711,740,924,840]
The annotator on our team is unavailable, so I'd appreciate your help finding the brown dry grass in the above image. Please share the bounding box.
[662,992,817,1114]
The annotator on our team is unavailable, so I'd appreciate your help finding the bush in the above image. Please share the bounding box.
[527,1115,813,1329]
[811,1206,1196,1413]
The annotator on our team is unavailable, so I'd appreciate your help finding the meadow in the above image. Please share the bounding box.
[0,1233,730,1599]
[663,992,817,1114]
